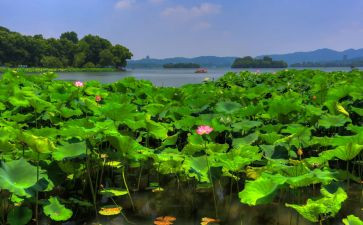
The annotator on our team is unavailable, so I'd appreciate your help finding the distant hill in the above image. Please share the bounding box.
[257,48,363,65]
[128,48,363,68]
[127,56,236,68]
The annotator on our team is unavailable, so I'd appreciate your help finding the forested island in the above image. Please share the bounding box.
[231,56,287,68]
[163,63,201,68]
[0,26,132,70]
[291,58,363,67]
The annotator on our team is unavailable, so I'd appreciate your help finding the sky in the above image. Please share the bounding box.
[0,0,362,59]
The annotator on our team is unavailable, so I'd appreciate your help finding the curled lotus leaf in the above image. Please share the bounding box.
[286,186,347,222]
[22,132,56,153]
[239,173,287,206]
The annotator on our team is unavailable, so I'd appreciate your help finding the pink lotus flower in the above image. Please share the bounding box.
[74,81,84,87]
[196,125,213,135]
[95,95,102,102]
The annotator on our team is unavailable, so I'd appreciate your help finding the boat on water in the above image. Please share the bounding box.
[195,68,208,73]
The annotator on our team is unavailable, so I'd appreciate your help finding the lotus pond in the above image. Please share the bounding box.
[0,70,362,225]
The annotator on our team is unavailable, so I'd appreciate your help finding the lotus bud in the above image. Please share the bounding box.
[297,148,303,156]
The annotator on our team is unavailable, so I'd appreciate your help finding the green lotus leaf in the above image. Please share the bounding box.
[343,215,363,225]
[99,188,128,197]
[332,143,363,161]
[318,114,351,128]
[22,132,56,153]
[0,159,37,196]
[239,173,287,205]
[232,120,262,132]
[145,118,169,140]
[233,132,259,146]
[268,96,302,116]
[215,101,241,114]
[183,156,210,183]
[7,206,32,225]
[53,141,87,161]
[286,186,347,222]
[43,197,73,221]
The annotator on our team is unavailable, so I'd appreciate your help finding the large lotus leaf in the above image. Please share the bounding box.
[215,101,241,114]
[99,188,128,197]
[260,132,284,145]
[182,156,210,183]
[318,114,351,128]
[343,215,363,225]
[22,132,56,153]
[333,143,363,161]
[232,120,262,132]
[351,107,363,116]
[52,141,87,161]
[145,118,169,140]
[59,106,83,118]
[107,134,145,155]
[0,159,37,196]
[7,206,32,225]
[286,186,347,222]
[233,132,259,147]
[174,116,198,130]
[102,102,138,122]
[268,96,302,116]
[43,197,73,221]
[239,173,287,205]
[240,104,264,117]
[155,149,184,174]
[285,168,336,188]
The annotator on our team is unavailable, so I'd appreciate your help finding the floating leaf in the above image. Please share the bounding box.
[43,197,73,221]
[201,217,220,225]
[98,205,122,216]
[99,188,128,197]
[154,216,176,225]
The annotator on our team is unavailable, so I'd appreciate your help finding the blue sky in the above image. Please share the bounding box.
[0,0,362,59]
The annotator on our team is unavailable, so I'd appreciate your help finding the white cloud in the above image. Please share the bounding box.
[161,3,221,19]
[149,0,164,4]
[115,0,135,9]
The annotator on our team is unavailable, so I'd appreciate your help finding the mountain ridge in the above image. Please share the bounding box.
[127,48,363,68]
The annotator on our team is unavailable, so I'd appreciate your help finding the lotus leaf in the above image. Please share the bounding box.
[286,186,347,222]
[343,215,363,225]
[43,197,73,221]
[99,188,128,197]
[319,114,351,128]
[215,101,241,114]
[0,159,38,196]
[239,173,287,205]
[7,206,32,225]
[52,141,87,161]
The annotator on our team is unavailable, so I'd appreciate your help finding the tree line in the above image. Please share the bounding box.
[231,56,287,68]
[163,63,201,68]
[0,26,132,68]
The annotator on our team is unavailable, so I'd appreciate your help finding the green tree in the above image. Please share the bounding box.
[111,44,133,68]
[40,56,63,68]
[60,31,79,44]
[99,49,114,67]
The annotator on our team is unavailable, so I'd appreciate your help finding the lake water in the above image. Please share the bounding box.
[53,67,361,87]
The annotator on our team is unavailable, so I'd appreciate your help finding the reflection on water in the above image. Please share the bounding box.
[52,67,362,87]
[83,182,362,225]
